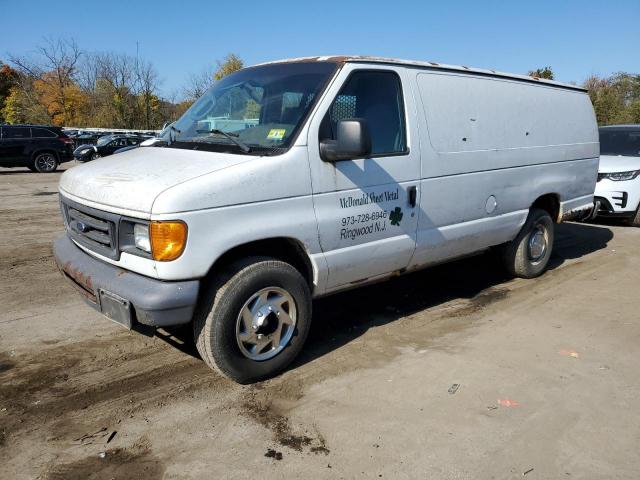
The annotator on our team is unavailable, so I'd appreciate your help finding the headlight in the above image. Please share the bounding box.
[601,170,640,181]
[150,221,187,261]
[79,148,91,154]
[133,223,151,252]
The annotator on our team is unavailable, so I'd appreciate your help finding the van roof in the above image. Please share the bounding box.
[255,55,587,92]
[599,124,640,130]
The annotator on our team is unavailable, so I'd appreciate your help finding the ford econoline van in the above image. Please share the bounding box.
[54,56,599,383]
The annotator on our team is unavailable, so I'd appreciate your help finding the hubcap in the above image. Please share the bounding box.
[528,224,548,262]
[37,154,56,171]
[235,287,296,361]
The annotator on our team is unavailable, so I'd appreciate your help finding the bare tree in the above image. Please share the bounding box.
[134,58,160,129]
[182,66,216,102]
[182,53,244,102]
[9,37,83,124]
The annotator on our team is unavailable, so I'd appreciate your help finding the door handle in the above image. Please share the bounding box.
[408,186,417,208]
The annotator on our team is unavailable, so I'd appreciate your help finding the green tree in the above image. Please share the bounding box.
[214,53,243,81]
[584,73,640,125]
[1,85,50,124]
[528,66,554,80]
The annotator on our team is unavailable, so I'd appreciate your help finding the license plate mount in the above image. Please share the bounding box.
[99,289,132,329]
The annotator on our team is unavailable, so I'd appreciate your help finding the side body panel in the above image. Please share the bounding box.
[410,70,599,269]
[0,126,31,165]
[305,64,422,292]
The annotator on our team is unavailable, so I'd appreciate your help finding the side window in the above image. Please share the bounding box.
[321,70,407,155]
[4,127,31,139]
[31,128,57,138]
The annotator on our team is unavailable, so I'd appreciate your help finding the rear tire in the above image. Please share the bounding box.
[193,257,312,384]
[33,152,58,173]
[501,208,554,278]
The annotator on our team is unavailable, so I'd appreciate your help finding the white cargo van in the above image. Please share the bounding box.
[54,56,599,383]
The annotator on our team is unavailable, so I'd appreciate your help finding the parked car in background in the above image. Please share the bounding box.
[594,125,640,226]
[72,131,100,146]
[0,124,74,172]
[73,134,150,161]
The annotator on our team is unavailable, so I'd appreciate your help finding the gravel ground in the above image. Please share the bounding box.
[1,163,639,479]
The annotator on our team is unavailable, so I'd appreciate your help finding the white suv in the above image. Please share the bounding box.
[595,125,640,226]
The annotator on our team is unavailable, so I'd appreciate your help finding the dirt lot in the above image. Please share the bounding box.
[1,163,639,479]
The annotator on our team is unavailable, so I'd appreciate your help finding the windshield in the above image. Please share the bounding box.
[97,135,114,147]
[165,61,338,154]
[600,129,640,157]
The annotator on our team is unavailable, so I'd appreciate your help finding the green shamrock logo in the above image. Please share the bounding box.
[389,207,403,226]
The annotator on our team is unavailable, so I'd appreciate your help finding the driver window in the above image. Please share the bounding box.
[320,70,407,156]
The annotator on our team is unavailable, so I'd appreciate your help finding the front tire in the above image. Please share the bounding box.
[193,257,312,384]
[625,204,640,227]
[33,152,58,173]
[501,208,554,278]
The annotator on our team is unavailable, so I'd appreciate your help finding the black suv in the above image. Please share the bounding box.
[0,125,74,172]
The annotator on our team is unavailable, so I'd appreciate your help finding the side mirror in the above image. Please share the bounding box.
[320,119,372,162]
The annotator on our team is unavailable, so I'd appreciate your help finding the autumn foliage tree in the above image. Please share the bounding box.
[0,62,20,122]
[5,38,245,129]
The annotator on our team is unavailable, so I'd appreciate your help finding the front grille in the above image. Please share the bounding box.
[61,197,120,259]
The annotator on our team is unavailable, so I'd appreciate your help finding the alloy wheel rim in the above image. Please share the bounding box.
[37,154,56,171]
[235,287,297,361]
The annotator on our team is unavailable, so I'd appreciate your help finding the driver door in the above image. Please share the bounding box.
[307,65,421,291]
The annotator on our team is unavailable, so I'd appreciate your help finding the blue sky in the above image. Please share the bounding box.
[2,0,638,99]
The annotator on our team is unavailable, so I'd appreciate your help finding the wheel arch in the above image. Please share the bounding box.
[531,193,561,223]
[204,237,316,292]
[31,149,60,162]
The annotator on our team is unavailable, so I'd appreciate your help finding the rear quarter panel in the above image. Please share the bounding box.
[410,70,598,268]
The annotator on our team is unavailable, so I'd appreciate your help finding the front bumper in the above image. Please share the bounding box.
[53,235,200,328]
[594,179,640,215]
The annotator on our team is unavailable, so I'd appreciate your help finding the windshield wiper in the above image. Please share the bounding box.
[196,129,251,153]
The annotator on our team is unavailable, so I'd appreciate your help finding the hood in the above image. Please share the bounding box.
[599,154,640,173]
[59,146,254,215]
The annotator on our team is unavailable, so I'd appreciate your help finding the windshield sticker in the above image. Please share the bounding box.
[267,129,286,140]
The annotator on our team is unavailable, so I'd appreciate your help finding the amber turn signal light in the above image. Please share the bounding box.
[150,221,187,261]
